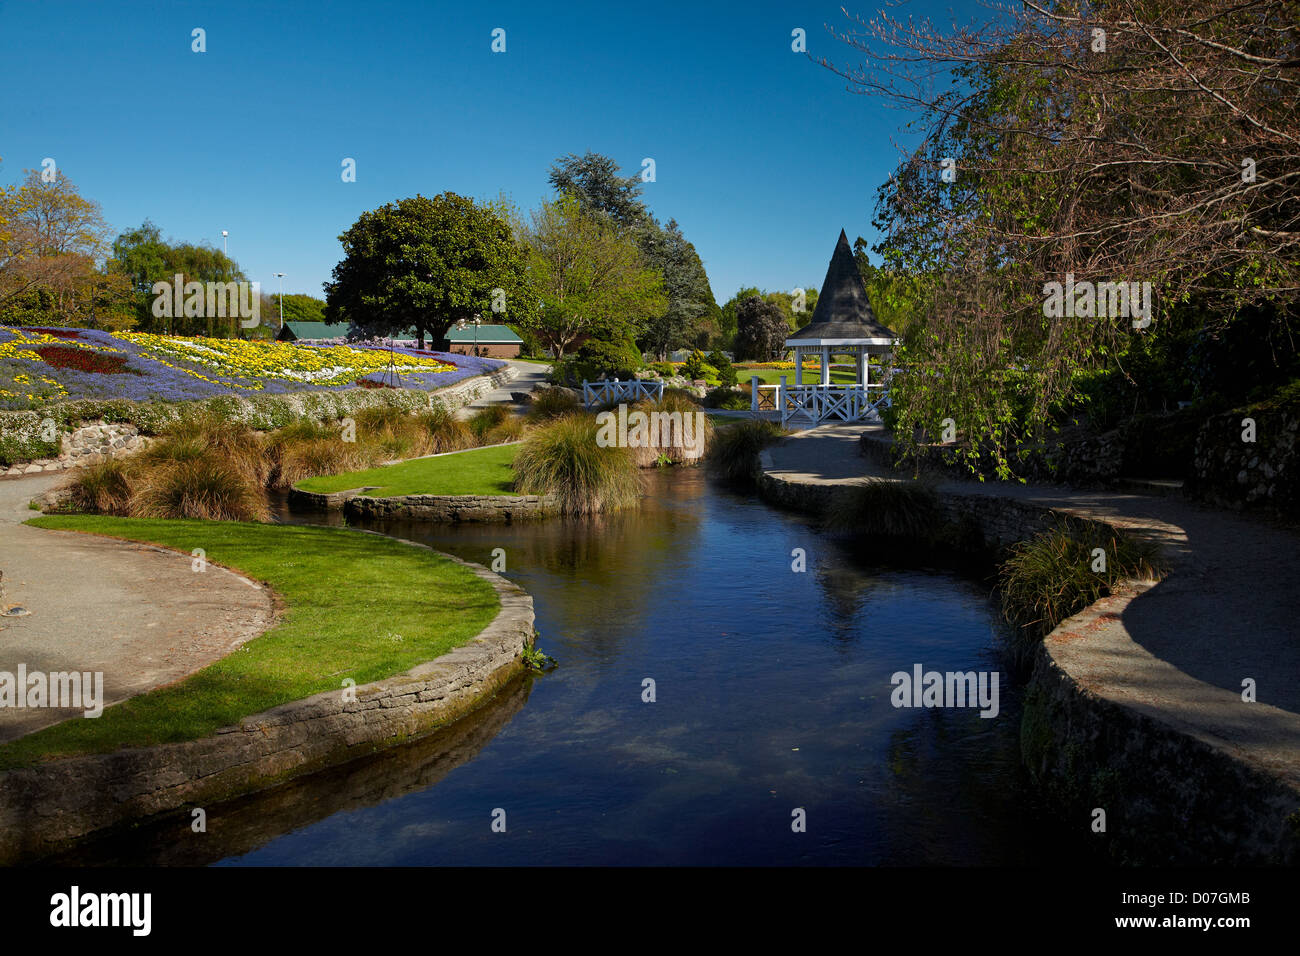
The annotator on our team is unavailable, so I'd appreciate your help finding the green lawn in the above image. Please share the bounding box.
[296,443,519,496]
[0,517,499,769]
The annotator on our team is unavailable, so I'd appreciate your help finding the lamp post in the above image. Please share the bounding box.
[273,273,286,332]
[456,314,482,356]
[221,230,228,256]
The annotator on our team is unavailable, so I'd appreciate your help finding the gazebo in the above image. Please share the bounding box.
[786,229,897,389]
[752,230,897,423]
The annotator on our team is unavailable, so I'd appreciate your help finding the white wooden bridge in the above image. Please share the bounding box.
[750,375,891,425]
[582,378,665,408]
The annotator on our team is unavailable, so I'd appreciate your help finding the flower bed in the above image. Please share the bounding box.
[0,325,505,410]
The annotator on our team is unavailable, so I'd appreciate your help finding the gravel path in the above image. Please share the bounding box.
[0,473,275,742]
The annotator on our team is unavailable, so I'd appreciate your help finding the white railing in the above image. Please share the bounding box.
[773,382,891,424]
[751,384,778,411]
[582,378,665,407]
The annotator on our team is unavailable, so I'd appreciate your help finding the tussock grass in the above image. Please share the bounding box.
[130,457,271,522]
[60,458,134,515]
[156,412,269,485]
[56,400,536,520]
[706,419,787,481]
[414,405,474,454]
[512,413,643,515]
[467,404,524,445]
[271,436,371,490]
[629,392,713,467]
[826,478,941,540]
[526,387,580,423]
[999,519,1165,649]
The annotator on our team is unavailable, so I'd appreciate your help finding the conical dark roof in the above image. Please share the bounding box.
[787,230,897,343]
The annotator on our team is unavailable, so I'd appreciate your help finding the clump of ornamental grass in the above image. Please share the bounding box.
[468,404,509,439]
[59,457,136,516]
[628,392,713,467]
[526,387,580,423]
[512,413,643,515]
[706,419,787,481]
[826,477,941,540]
[998,519,1165,648]
[271,436,375,490]
[414,405,474,454]
[130,456,271,522]
[485,414,526,444]
[353,405,434,460]
[150,413,270,486]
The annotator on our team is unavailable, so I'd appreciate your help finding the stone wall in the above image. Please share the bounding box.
[290,485,559,523]
[2,421,149,477]
[345,492,560,523]
[0,545,535,864]
[859,425,1126,488]
[1187,393,1299,518]
[1023,637,1300,865]
[757,464,1071,556]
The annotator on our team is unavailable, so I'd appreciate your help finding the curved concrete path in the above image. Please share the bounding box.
[454,359,551,419]
[761,422,1300,792]
[0,473,275,742]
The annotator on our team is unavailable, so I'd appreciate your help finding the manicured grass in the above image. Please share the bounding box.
[296,443,519,496]
[0,517,499,769]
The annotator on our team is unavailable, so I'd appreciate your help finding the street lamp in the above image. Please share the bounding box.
[221,230,228,256]
[455,313,482,355]
[274,273,286,331]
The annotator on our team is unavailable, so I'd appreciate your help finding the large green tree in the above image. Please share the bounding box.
[324,192,531,349]
[547,152,719,356]
[519,192,666,358]
[109,220,244,334]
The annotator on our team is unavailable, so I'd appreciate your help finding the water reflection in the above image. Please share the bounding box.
[54,468,1085,865]
[40,676,533,866]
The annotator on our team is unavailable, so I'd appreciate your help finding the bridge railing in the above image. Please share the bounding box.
[761,378,890,425]
[750,381,778,412]
[582,378,665,408]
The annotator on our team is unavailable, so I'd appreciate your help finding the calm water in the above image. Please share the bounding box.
[64,469,1087,866]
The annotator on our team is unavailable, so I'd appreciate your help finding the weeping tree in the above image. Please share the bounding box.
[821,0,1300,477]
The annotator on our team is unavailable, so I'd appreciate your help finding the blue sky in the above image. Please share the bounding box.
[0,0,972,304]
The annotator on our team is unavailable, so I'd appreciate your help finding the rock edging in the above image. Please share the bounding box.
[0,540,535,864]
[289,484,560,523]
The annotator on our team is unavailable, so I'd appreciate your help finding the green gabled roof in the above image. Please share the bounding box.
[284,321,352,339]
[443,324,522,344]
